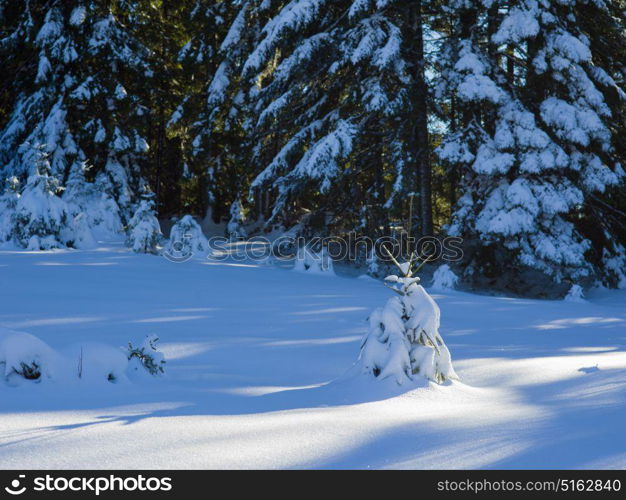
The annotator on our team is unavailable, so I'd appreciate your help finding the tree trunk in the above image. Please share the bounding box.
[405,0,432,236]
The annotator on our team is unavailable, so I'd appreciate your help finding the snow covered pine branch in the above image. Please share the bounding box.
[355,249,458,385]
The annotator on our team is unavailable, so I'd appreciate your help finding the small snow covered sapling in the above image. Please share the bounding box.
[431,264,459,291]
[127,335,166,376]
[366,247,381,278]
[356,249,458,384]
[13,150,69,250]
[227,199,247,239]
[126,197,163,254]
[564,284,586,303]
[0,176,19,244]
[165,215,209,258]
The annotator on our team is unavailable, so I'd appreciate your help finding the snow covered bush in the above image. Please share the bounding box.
[0,176,19,244]
[602,243,626,289]
[431,264,459,291]
[0,328,60,384]
[355,253,457,384]
[564,284,586,303]
[13,153,69,250]
[164,215,209,258]
[293,246,335,275]
[63,164,124,241]
[366,248,381,278]
[127,335,166,376]
[0,327,167,386]
[227,199,247,238]
[126,199,162,254]
[63,212,97,249]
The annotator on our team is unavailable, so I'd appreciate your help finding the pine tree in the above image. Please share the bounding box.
[126,195,162,254]
[226,198,247,238]
[240,1,418,237]
[165,214,209,257]
[13,148,69,250]
[356,252,457,384]
[131,0,189,217]
[437,0,625,290]
[0,176,19,245]
[69,1,153,225]
[0,1,152,247]
[173,0,260,224]
[170,0,230,220]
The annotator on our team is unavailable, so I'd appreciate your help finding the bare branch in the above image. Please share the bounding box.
[381,244,409,277]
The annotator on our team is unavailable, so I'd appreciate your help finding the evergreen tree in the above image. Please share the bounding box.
[226,198,247,238]
[131,0,189,217]
[0,176,19,245]
[165,214,209,257]
[0,0,623,293]
[437,0,625,290]
[356,253,457,384]
[245,0,415,237]
[126,195,162,254]
[0,1,152,247]
[13,148,69,250]
[173,0,260,224]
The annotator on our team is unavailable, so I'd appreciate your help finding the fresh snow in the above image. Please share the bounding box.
[0,246,625,469]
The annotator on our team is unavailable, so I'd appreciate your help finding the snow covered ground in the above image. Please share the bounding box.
[0,245,625,469]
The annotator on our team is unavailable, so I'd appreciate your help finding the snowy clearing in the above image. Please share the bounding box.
[1,246,625,469]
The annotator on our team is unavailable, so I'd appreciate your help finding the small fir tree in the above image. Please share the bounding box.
[356,250,458,384]
[126,195,162,254]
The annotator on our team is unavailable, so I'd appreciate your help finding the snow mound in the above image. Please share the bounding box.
[431,264,459,291]
[68,342,130,383]
[0,328,61,383]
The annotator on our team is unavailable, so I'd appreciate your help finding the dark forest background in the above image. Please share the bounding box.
[0,0,625,295]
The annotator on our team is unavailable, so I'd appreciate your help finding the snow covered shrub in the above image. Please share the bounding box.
[0,177,19,244]
[0,328,59,383]
[431,264,459,291]
[63,164,124,241]
[602,244,626,289]
[366,248,381,278]
[165,215,209,258]
[126,199,162,254]
[13,153,69,250]
[227,199,247,238]
[62,212,97,249]
[355,253,457,384]
[127,335,166,376]
[564,285,586,303]
[294,246,334,275]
